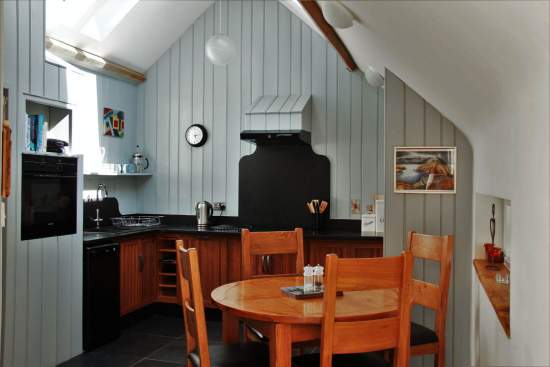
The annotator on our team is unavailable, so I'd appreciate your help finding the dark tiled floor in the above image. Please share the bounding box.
[59,314,223,367]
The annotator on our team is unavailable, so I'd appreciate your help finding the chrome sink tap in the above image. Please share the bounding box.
[92,208,103,229]
[96,184,108,201]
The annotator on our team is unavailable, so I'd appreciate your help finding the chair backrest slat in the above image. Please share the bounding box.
[412,279,441,310]
[319,252,413,367]
[335,256,405,291]
[176,241,211,367]
[241,228,304,279]
[407,234,443,261]
[406,231,453,339]
[332,317,400,354]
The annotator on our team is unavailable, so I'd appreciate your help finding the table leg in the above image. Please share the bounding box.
[269,323,292,367]
[222,311,240,343]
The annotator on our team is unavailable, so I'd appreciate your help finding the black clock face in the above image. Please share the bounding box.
[185,124,208,147]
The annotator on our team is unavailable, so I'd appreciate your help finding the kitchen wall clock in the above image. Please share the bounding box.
[185,124,208,147]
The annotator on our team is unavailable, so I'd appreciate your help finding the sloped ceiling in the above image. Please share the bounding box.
[287,0,549,145]
[46,0,213,72]
[46,0,548,144]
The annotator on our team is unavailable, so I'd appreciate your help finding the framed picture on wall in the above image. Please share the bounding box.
[103,107,125,138]
[394,146,456,194]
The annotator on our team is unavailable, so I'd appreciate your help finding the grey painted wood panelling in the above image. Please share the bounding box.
[2,1,138,365]
[137,0,384,218]
[384,69,473,367]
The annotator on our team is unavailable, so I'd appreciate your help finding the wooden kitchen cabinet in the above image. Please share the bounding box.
[141,237,158,305]
[307,240,348,266]
[190,235,229,307]
[120,237,158,316]
[118,232,383,314]
[156,235,182,304]
[307,239,383,266]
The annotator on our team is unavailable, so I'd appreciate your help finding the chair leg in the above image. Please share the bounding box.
[436,352,445,367]
[436,340,445,367]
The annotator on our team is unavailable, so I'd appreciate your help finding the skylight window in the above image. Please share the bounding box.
[81,0,139,41]
[46,0,97,31]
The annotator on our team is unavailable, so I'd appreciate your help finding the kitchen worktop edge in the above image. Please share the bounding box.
[83,225,383,245]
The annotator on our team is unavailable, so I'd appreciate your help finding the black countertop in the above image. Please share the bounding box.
[83,223,383,246]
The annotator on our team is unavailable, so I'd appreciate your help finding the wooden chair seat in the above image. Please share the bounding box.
[293,351,391,367]
[410,322,438,346]
[189,342,269,367]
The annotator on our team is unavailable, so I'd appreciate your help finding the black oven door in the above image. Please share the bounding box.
[21,171,77,241]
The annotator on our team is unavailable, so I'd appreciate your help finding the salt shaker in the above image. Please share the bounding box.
[313,264,324,292]
[303,265,314,293]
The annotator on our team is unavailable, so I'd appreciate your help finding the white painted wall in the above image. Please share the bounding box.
[317,1,549,365]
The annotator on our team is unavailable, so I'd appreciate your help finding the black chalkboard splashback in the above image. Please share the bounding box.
[238,130,330,230]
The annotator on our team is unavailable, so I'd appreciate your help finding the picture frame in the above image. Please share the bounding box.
[394,146,456,194]
[103,107,125,138]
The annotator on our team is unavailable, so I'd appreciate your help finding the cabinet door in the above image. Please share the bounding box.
[226,237,242,282]
[307,240,348,266]
[192,236,227,307]
[348,242,383,258]
[120,239,142,316]
[308,240,383,266]
[141,237,158,306]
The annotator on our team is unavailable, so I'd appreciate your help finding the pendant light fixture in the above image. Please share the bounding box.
[205,0,235,66]
[318,1,354,29]
[364,66,384,87]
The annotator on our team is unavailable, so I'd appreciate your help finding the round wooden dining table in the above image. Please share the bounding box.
[211,275,399,367]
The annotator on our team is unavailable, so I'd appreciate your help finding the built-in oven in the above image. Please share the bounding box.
[21,154,78,240]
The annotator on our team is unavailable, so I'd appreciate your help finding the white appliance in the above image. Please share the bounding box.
[361,214,376,232]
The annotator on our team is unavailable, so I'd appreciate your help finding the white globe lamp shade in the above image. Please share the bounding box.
[206,34,236,66]
[364,66,384,87]
[318,1,353,29]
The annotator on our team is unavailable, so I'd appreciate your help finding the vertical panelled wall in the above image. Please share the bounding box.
[2,1,85,366]
[2,0,138,365]
[136,0,384,218]
[384,70,473,367]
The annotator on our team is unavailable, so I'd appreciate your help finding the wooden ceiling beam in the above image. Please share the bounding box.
[298,0,358,71]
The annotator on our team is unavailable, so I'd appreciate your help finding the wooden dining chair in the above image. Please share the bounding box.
[406,231,454,367]
[176,241,270,367]
[293,252,414,367]
[241,228,305,342]
[241,228,305,280]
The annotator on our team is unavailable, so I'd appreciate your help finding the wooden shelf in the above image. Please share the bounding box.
[84,172,153,177]
[473,259,510,337]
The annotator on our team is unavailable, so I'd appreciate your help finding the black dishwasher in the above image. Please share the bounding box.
[84,243,120,351]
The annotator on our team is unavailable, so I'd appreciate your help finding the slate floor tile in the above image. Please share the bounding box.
[207,321,223,343]
[125,315,185,339]
[131,359,184,367]
[58,314,220,367]
[147,341,187,364]
[97,333,174,357]
[58,351,142,367]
